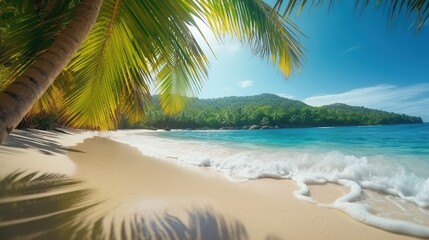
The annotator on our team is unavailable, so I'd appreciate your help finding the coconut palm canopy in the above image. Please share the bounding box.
[0,0,428,137]
[0,0,302,132]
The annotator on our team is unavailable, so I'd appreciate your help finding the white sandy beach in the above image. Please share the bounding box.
[0,129,421,239]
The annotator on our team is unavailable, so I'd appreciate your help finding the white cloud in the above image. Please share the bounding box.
[343,44,361,54]
[276,93,294,99]
[303,84,429,121]
[238,80,253,88]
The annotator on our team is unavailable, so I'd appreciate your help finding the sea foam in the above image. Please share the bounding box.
[110,130,429,238]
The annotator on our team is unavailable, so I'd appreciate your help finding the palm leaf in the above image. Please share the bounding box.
[0,0,81,119]
[2,0,428,131]
[60,0,304,128]
[202,0,303,77]
[2,0,305,130]
[0,0,81,81]
[277,0,429,30]
[59,0,209,129]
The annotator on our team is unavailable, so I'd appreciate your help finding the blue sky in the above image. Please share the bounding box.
[192,1,429,121]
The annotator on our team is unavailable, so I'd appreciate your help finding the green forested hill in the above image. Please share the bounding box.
[137,94,423,129]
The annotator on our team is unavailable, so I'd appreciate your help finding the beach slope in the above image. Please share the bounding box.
[0,130,420,239]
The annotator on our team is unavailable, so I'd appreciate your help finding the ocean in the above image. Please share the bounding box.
[111,123,429,238]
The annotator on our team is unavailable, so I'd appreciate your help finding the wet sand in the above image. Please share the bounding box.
[0,130,421,239]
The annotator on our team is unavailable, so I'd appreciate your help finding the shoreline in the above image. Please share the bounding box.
[0,130,422,239]
[142,121,425,132]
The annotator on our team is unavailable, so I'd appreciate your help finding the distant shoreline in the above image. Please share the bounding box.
[142,121,425,132]
[139,94,423,131]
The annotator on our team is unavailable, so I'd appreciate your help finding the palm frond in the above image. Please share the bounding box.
[202,0,304,78]
[61,0,209,129]
[0,0,81,80]
[277,0,429,30]
[365,0,429,30]
[0,0,81,117]
[154,45,208,115]
[2,0,305,129]
[60,0,128,129]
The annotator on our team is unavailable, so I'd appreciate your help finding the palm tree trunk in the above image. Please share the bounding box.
[0,0,103,143]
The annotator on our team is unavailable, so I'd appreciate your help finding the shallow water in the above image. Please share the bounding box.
[112,123,429,238]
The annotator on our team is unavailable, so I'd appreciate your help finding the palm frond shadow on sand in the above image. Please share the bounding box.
[0,171,254,240]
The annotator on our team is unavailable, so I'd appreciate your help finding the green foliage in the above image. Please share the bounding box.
[0,0,81,86]
[0,0,303,131]
[138,94,422,129]
[17,111,60,130]
[2,1,428,132]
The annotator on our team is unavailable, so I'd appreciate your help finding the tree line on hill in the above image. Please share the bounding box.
[17,93,423,130]
[125,94,423,130]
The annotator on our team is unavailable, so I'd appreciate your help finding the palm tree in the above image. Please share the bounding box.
[0,0,303,143]
[0,0,102,142]
[0,0,428,143]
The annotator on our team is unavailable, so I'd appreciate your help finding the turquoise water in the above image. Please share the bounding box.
[157,123,429,157]
[156,123,429,177]
[112,123,429,237]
